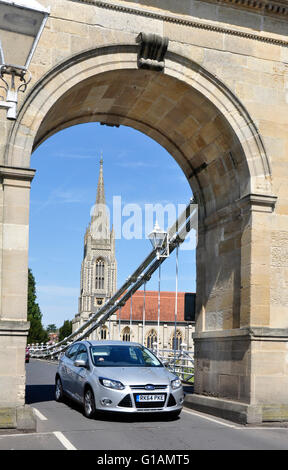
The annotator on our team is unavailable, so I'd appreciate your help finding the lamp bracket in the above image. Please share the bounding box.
[0,65,31,93]
[0,66,31,120]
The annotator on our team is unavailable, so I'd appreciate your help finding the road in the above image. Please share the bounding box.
[0,359,288,452]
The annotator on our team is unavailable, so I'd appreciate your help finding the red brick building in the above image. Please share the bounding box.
[118,291,195,323]
[99,290,196,351]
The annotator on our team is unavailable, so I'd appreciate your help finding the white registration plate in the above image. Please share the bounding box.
[136,394,165,402]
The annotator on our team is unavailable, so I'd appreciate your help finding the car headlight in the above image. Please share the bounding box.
[99,377,125,390]
[171,378,182,390]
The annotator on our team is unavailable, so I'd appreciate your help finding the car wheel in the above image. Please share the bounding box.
[84,387,96,419]
[55,376,64,402]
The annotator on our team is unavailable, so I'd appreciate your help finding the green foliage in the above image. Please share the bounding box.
[59,319,72,342]
[46,324,57,333]
[27,268,48,344]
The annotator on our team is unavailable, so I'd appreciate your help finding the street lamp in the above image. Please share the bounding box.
[148,221,169,259]
[0,0,50,119]
[148,221,169,356]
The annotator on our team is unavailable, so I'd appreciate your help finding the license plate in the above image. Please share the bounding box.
[136,394,165,402]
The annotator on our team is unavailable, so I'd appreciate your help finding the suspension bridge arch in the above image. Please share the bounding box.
[0,0,287,427]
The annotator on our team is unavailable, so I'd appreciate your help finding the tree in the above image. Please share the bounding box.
[59,320,72,342]
[27,269,48,344]
[46,324,57,333]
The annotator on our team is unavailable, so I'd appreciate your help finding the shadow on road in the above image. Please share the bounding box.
[25,384,55,404]
[63,398,181,423]
[94,410,181,423]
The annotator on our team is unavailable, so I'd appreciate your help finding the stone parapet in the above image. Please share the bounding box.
[0,320,36,430]
[185,393,288,424]
[0,406,36,431]
[184,393,263,424]
[192,328,288,422]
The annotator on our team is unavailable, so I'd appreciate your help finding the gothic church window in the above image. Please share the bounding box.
[100,326,108,340]
[95,258,105,289]
[122,327,131,342]
[171,329,182,350]
[146,329,157,350]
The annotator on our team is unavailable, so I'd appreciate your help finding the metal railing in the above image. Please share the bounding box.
[29,342,194,384]
[29,342,66,360]
[152,345,194,384]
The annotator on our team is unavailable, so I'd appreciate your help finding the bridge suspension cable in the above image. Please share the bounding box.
[174,243,179,372]
[157,263,161,356]
[31,198,197,359]
[142,279,146,345]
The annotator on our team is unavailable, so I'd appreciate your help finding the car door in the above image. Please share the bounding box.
[72,344,89,402]
[61,343,80,397]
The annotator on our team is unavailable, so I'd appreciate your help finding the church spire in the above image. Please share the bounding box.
[96,153,105,206]
[90,153,110,240]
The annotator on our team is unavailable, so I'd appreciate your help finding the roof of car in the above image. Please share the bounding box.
[81,340,142,347]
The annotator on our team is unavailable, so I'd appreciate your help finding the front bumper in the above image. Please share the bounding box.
[94,385,184,413]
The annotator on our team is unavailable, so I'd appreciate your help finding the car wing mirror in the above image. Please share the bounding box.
[74,359,88,368]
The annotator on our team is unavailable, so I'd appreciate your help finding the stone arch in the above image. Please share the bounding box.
[5,44,272,213]
[2,44,277,414]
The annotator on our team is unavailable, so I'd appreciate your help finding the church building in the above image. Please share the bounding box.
[72,157,195,351]
[72,156,117,332]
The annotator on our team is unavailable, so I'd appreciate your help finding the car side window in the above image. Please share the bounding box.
[75,344,88,363]
[65,344,79,360]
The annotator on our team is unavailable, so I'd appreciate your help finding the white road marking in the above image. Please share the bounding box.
[240,427,288,431]
[33,408,48,421]
[183,408,241,428]
[53,431,77,450]
[0,432,37,438]
[183,408,288,430]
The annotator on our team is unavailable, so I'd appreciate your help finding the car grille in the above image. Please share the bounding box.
[130,385,167,390]
[133,393,167,409]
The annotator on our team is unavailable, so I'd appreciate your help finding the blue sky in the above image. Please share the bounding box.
[30,123,196,328]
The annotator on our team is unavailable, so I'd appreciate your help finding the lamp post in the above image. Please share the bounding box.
[148,221,169,260]
[142,279,146,346]
[157,262,161,356]
[0,0,50,119]
[148,221,169,356]
[173,243,179,372]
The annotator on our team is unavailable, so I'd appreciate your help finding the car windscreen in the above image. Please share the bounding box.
[90,345,163,368]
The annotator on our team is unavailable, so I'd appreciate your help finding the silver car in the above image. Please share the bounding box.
[55,340,184,419]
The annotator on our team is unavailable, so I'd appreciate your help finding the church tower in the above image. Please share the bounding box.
[72,156,117,336]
